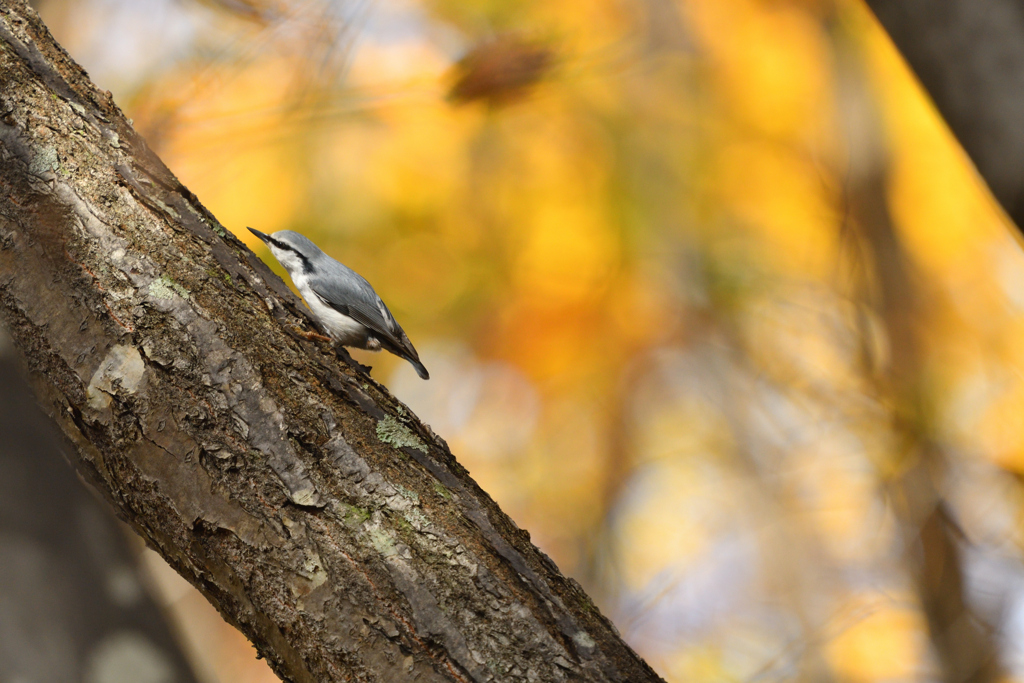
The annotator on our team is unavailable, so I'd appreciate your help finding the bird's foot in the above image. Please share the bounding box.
[290,325,332,343]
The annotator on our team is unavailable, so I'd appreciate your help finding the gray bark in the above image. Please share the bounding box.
[0,1,663,681]
[864,0,1024,230]
[0,333,202,683]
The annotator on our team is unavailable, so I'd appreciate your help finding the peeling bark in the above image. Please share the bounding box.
[0,1,663,681]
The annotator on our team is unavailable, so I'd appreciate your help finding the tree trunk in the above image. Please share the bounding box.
[0,1,663,681]
[864,0,1024,231]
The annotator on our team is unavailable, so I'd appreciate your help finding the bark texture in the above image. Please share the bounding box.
[0,2,663,681]
[864,0,1024,231]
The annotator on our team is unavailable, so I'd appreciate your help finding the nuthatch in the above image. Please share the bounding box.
[249,228,429,380]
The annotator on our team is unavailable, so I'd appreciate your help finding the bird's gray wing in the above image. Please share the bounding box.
[307,267,417,356]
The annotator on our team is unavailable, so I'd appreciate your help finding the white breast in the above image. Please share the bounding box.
[293,277,368,346]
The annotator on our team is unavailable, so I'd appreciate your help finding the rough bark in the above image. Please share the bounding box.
[864,0,1024,231]
[0,1,663,681]
[0,332,201,683]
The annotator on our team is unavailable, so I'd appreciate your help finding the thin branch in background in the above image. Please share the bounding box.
[832,14,1002,681]
[0,328,202,683]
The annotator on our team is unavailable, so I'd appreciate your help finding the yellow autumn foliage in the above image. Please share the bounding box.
[35,0,1024,680]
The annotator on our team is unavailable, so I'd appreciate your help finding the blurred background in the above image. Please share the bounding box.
[20,0,1024,680]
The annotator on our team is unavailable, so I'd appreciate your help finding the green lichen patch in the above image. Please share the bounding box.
[576,592,598,613]
[394,484,419,504]
[394,515,413,534]
[376,415,427,454]
[29,145,58,175]
[403,508,430,531]
[206,268,232,286]
[149,276,190,301]
[334,502,371,528]
[432,481,452,500]
[148,197,180,219]
[366,527,397,558]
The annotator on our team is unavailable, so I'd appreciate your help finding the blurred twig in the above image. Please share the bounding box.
[831,15,1003,682]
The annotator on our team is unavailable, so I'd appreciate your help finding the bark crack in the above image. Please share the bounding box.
[0,2,665,681]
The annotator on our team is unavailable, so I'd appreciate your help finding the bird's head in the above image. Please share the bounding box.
[248,228,323,276]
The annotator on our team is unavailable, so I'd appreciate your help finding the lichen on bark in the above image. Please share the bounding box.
[0,1,664,681]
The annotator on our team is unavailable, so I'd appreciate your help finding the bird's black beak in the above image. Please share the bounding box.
[248,227,271,244]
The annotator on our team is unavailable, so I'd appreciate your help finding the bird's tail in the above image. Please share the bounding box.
[378,334,430,380]
[408,358,429,380]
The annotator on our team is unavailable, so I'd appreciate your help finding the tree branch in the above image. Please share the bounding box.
[864,0,1024,231]
[0,1,662,680]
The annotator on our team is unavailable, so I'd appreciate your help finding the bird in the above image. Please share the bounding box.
[248,228,429,380]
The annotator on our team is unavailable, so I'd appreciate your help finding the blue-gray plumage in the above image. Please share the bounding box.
[249,228,429,379]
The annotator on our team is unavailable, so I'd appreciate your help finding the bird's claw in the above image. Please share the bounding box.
[290,325,332,343]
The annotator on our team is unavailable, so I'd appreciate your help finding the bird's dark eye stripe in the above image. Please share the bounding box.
[270,238,314,274]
